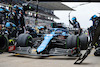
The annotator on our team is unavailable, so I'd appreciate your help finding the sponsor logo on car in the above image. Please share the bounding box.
[9,45,15,51]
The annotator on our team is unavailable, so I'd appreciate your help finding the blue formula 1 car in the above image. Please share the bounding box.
[9,28,88,57]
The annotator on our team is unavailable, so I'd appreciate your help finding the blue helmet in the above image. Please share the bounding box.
[38,26,44,29]
[72,17,76,21]
[12,24,16,27]
[13,5,23,10]
[13,5,17,8]
[40,26,44,28]
[90,15,98,20]
[19,7,23,10]
[5,22,11,28]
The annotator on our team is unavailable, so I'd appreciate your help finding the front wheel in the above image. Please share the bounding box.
[16,34,32,47]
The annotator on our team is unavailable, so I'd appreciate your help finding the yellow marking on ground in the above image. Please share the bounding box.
[93,48,95,50]
[33,50,36,52]
[15,54,20,56]
[49,56,54,57]
[89,54,94,56]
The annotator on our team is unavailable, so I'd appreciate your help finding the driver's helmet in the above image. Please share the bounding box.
[38,26,44,30]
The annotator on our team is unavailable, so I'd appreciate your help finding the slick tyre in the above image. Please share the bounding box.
[79,34,88,50]
[66,35,78,49]
[0,35,8,52]
[16,34,32,47]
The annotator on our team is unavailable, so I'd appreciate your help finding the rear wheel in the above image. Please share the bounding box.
[66,35,79,49]
[79,34,88,50]
[0,35,8,52]
[66,35,81,56]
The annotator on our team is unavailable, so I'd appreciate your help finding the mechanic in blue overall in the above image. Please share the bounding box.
[5,22,17,39]
[25,25,37,38]
[18,10,25,35]
[11,6,25,35]
[69,17,81,35]
[90,15,100,49]
[89,15,99,41]
[88,26,94,41]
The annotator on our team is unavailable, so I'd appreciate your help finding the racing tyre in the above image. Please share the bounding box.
[66,35,73,49]
[94,48,100,56]
[66,35,78,49]
[0,35,9,52]
[16,34,32,47]
[71,35,79,48]
[94,51,100,56]
[67,35,80,57]
[79,34,88,50]
[94,51,98,56]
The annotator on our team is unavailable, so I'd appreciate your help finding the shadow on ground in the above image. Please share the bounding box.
[8,55,77,60]
[74,63,93,65]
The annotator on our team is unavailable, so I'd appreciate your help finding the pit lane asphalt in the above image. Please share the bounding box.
[0,50,100,67]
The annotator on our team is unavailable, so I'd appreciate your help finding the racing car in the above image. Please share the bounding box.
[8,28,88,57]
